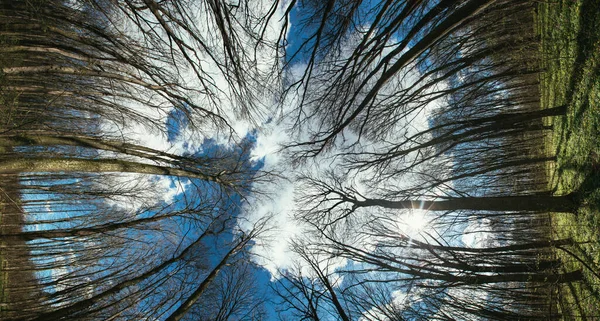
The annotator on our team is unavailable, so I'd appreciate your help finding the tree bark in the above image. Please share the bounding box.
[356,194,577,213]
[27,224,219,321]
[296,0,497,153]
[411,238,574,253]
[164,238,248,321]
[0,157,229,185]
[409,269,583,285]
[0,134,205,167]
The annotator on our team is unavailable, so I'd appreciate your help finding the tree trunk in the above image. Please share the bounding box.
[1,214,172,241]
[0,134,203,167]
[413,269,583,285]
[0,157,228,185]
[467,269,583,285]
[358,194,577,213]
[310,0,496,149]
[427,156,556,189]
[28,225,218,321]
[164,238,248,321]
[412,238,574,253]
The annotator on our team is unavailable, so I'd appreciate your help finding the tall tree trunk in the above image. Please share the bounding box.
[164,238,249,321]
[465,269,583,285]
[0,157,230,185]
[27,224,220,321]
[306,0,497,150]
[426,156,556,190]
[1,214,174,241]
[366,106,565,165]
[355,194,577,213]
[0,134,206,168]
[411,269,583,285]
[411,238,574,253]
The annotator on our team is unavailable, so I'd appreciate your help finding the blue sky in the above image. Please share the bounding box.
[12,1,506,319]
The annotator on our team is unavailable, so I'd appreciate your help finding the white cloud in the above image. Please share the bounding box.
[87,0,287,214]
[243,177,299,277]
[82,0,454,286]
[99,174,189,212]
[461,217,500,248]
[239,21,454,279]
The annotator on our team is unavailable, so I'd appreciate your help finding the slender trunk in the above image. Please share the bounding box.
[466,269,583,285]
[357,194,577,213]
[310,262,350,321]
[445,260,561,274]
[0,157,229,185]
[164,239,248,321]
[427,156,556,189]
[27,226,219,321]
[0,134,205,168]
[372,106,564,165]
[313,0,496,148]
[411,238,574,253]
[413,269,583,285]
[2,66,168,91]
[1,214,172,240]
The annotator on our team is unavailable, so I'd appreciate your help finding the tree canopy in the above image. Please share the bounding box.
[0,0,590,320]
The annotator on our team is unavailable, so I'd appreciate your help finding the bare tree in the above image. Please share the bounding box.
[0,1,277,320]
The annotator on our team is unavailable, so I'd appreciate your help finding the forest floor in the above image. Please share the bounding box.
[0,200,4,313]
[538,0,600,319]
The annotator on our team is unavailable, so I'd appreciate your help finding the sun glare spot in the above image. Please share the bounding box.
[399,209,429,238]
